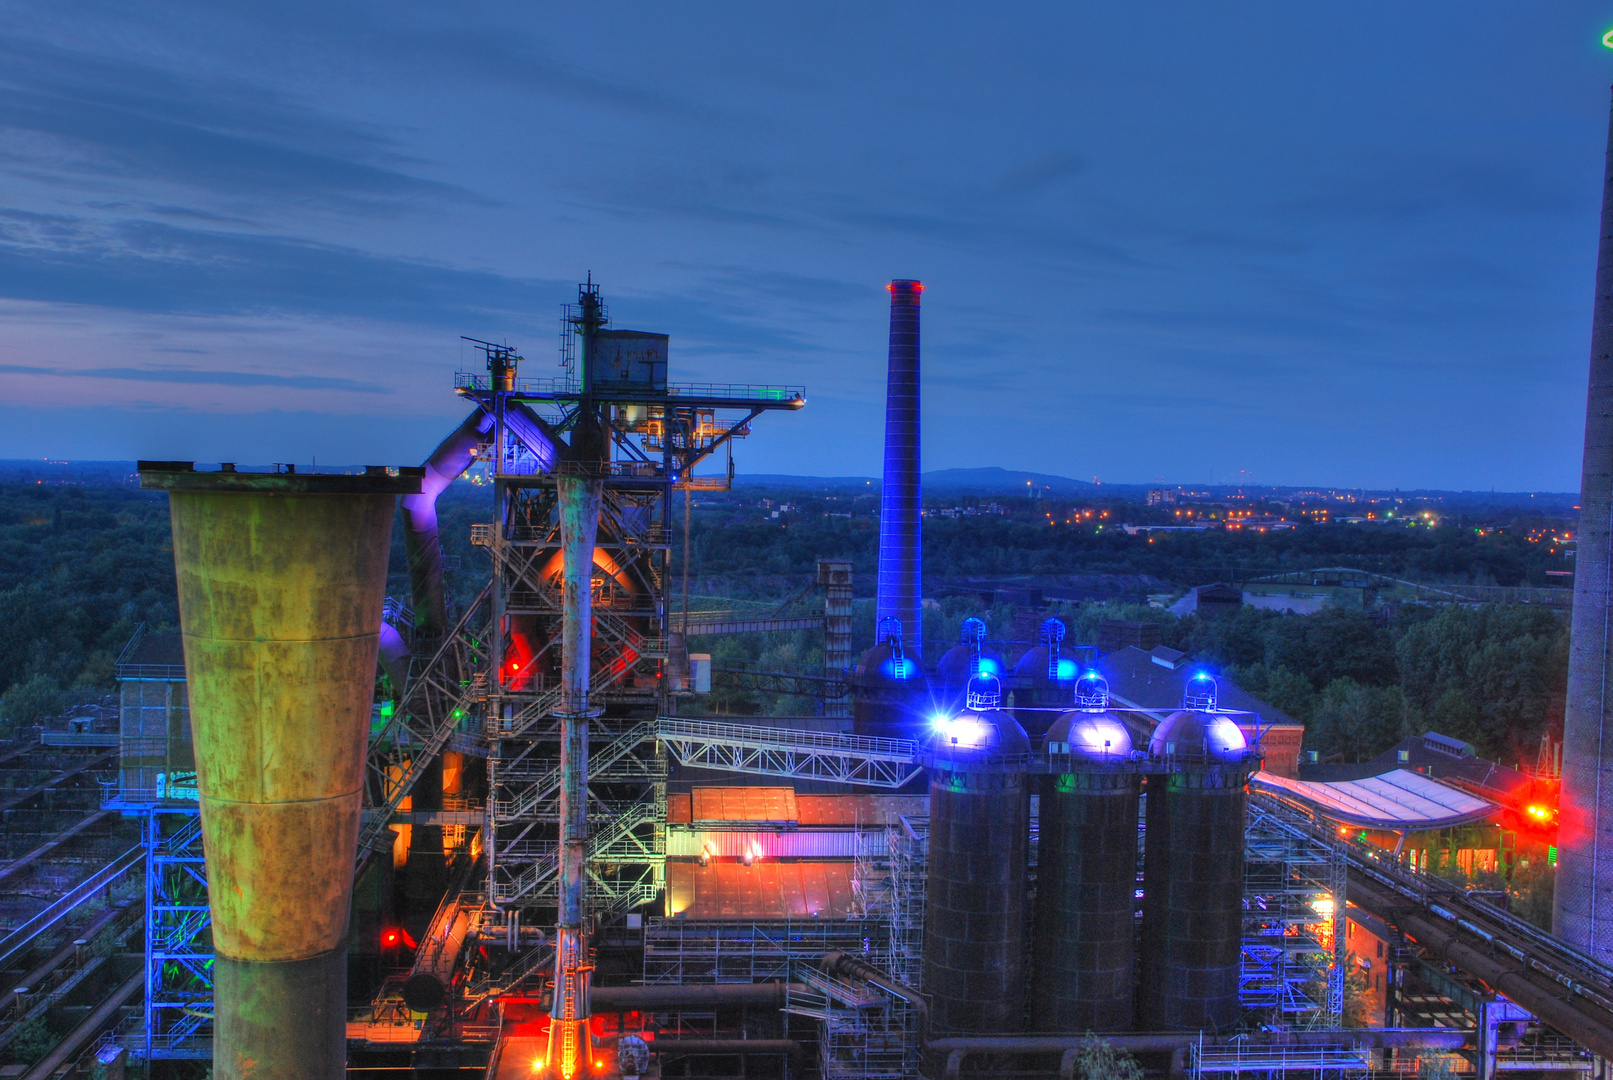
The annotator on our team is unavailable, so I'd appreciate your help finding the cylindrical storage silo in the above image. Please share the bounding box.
[1137,710,1258,1033]
[142,463,418,1080]
[922,701,1031,1063]
[1032,709,1139,1032]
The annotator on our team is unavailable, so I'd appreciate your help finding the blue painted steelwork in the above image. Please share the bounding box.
[142,803,214,1059]
[876,280,923,659]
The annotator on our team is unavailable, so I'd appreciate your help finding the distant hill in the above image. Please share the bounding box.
[733,467,1098,494]
[922,468,1098,494]
[732,474,879,490]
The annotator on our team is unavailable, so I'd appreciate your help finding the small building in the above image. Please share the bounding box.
[114,626,192,801]
[1255,768,1503,877]
[1096,619,1163,654]
[1167,582,1243,618]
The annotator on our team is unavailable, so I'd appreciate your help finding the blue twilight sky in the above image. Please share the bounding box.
[1,3,1611,490]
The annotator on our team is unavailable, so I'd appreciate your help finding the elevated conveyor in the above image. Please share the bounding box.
[1254,790,1613,1058]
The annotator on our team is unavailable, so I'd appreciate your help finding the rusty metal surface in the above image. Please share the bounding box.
[168,488,395,963]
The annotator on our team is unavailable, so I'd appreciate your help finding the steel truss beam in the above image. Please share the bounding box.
[655,717,922,789]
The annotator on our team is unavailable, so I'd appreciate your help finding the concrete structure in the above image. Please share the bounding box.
[876,280,923,659]
[140,463,418,1080]
[1555,90,1613,958]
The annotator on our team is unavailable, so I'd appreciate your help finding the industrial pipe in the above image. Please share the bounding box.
[401,409,493,641]
[876,279,923,658]
[591,982,804,1010]
[143,463,419,1080]
[377,620,411,696]
[402,903,471,1011]
[1353,873,1613,1060]
[820,950,929,1038]
[548,472,603,1076]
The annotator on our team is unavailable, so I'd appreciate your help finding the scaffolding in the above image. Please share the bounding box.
[1242,801,1346,1029]
[141,803,213,1059]
[778,815,930,1080]
[462,295,804,958]
[1190,1039,1369,1080]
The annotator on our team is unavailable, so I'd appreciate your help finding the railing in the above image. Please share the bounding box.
[453,371,805,406]
[39,731,119,747]
[490,801,663,905]
[1192,1042,1371,1078]
[0,846,143,970]
[664,383,805,404]
[494,722,656,820]
[553,460,665,479]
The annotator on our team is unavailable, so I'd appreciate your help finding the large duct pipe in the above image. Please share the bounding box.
[592,982,804,1010]
[401,409,494,641]
[402,411,487,626]
[377,621,411,698]
[402,903,471,1011]
[141,463,417,1080]
[1559,88,1613,963]
[876,280,923,658]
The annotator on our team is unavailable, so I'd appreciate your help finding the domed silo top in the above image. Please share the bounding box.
[1013,645,1080,683]
[927,707,1031,769]
[1015,617,1074,684]
[853,638,923,684]
[1148,710,1248,763]
[1045,710,1133,760]
[937,616,1004,688]
[938,643,1004,683]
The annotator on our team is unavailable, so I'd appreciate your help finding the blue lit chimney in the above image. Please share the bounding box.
[876,280,923,658]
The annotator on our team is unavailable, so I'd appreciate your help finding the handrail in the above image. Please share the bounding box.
[0,846,143,972]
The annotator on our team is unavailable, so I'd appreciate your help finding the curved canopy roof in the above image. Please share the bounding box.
[1254,768,1496,830]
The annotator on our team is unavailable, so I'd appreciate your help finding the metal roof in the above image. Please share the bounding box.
[1253,768,1497,829]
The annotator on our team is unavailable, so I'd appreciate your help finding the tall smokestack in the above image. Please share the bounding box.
[1558,90,1613,961]
[877,279,923,657]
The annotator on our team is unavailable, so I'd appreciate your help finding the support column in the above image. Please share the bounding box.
[549,473,601,1078]
[818,560,853,718]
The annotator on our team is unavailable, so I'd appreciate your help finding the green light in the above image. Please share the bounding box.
[452,709,463,719]
[1603,27,1613,48]
[380,701,394,718]
[1549,845,1559,866]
